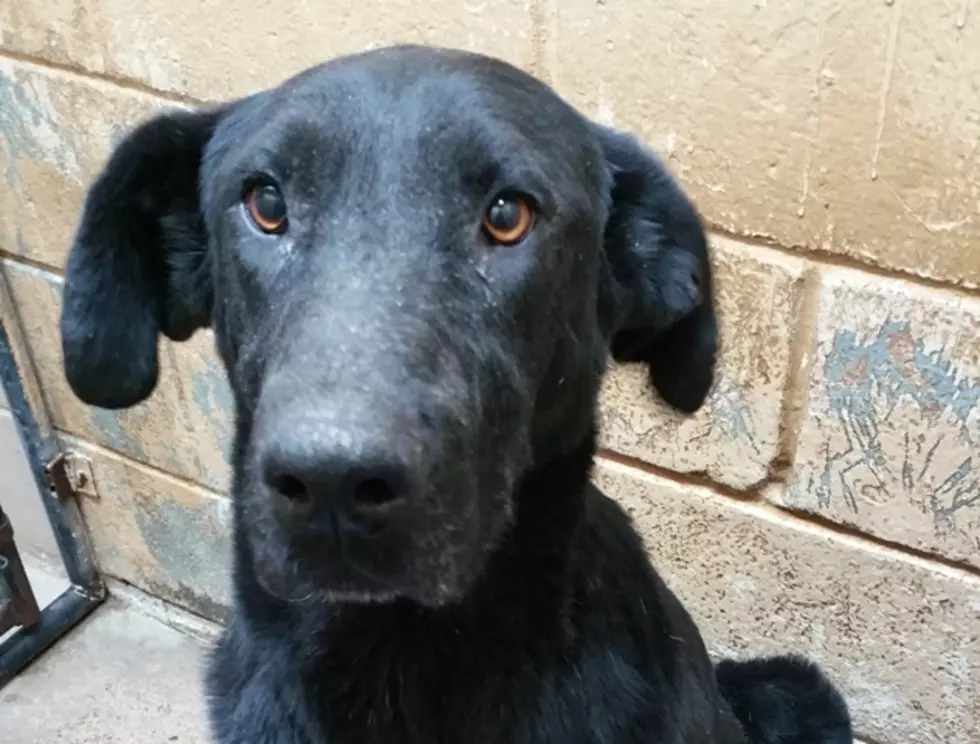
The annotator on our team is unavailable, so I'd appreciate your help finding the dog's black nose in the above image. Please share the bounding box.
[260,431,411,539]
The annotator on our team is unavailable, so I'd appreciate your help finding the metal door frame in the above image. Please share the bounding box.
[0,295,105,687]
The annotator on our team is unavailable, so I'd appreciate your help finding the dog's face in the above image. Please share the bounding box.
[60,46,717,606]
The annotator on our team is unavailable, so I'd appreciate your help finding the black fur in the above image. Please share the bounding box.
[61,108,222,409]
[597,124,717,413]
[59,45,852,744]
[715,656,855,744]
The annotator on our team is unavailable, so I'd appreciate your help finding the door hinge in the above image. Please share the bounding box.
[45,451,99,502]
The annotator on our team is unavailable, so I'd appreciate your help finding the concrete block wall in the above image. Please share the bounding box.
[1,3,977,743]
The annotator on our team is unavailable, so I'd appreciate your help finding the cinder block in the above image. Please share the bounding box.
[596,458,980,744]
[551,0,980,288]
[63,435,233,621]
[2,260,232,492]
[599,237,806,490]
[0,58,174,270]
[0,0,536,102]
[776,268,980,569]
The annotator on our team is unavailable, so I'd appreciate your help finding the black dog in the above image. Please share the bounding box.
[60,45,852,744]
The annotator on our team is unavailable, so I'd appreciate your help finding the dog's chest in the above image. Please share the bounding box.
[315,651,526,743]
[319,681,621,744]
[312,644,661,744]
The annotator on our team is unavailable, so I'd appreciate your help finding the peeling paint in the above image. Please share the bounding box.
[791,315,980,552]
[89,407,148,461]
[184,348,234,489]
[826,320,980,427]
[189,359,234,454]
[132,495,231,615]
[86,391,197,480]
[0,65,81,179]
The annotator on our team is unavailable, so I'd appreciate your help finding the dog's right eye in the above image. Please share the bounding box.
[244,181,288,234]
[483,193,536,246]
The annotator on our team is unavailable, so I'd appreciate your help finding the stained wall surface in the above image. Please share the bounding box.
[1,3,978,743]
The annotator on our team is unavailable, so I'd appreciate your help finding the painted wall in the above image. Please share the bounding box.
[1,3,977,742]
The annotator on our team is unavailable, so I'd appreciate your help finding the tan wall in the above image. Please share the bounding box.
[1,3,978,743]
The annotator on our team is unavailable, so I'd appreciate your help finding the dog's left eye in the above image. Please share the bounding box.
[482,193,535,245]
[244,181,288,234]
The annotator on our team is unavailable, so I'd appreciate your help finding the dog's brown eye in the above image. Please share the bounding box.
[483,194,535,245]
[245,182,287,234]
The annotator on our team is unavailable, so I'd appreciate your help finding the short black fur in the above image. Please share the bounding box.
[597,125,717,413]
[61,107,222,409]
[60,45,852,744]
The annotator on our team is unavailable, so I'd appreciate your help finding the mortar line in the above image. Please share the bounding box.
[57,431,231,502]
[598,450,980,586]
[706,225,980,300]
[770,264,824,480]
[0,47,206,106]
[598,447,765,499]
[0,250,65,277]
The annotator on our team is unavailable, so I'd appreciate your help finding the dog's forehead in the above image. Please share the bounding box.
[235,48,587,161]
[283,46,567,122]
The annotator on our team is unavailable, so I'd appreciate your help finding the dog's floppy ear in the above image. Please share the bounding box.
[61,107,225,410]
[595,125,718,414]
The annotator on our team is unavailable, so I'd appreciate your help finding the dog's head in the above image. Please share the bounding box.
[60,46,716,606]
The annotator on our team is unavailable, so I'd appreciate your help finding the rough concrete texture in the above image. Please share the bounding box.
[62,435,234,621]
[1,260,233,492]
[551,0,980,288]
[0,0,535,101]
[0,57,174,270]
[595,459,980,744]
[1,599,213,744]
[779,268,980,569]
[599,236,806,490]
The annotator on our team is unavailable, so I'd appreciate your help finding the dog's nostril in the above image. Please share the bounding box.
[352,477,400,508]
[270,473,310,503]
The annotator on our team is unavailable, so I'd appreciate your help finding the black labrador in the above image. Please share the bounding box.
[59,45,852,744]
